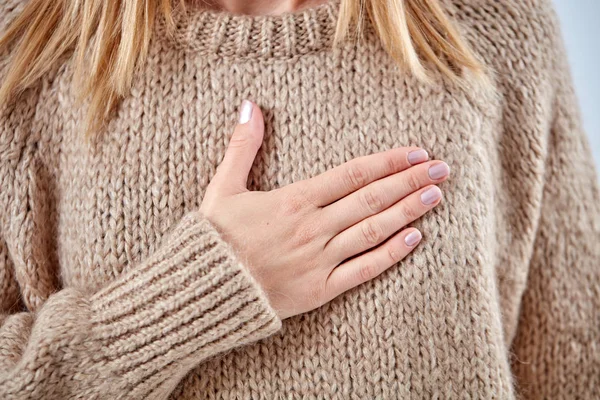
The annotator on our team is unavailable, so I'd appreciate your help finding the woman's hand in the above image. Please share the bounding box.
[200,100,450,320]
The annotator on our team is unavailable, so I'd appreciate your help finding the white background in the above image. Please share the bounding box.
[553,0,600,170]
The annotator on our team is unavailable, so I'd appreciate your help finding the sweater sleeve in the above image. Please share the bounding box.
[508,8,600,398]
[0,209,282,399]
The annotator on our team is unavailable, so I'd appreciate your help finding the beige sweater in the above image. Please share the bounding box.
[0,0,598,398]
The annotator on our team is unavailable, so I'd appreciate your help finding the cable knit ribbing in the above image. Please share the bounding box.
[156,0,339,57]
[89,213,281,398]
[0,0,598,399]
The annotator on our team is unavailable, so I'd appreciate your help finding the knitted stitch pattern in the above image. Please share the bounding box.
[0,0,598,398]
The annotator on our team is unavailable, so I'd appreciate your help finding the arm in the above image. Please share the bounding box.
[0,5,282,398]
[509,5,600,397]
[0,210,282,399]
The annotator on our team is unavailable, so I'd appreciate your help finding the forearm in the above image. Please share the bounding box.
[0,211,282,399]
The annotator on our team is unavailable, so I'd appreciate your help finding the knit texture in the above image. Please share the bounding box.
[0,0,598,398]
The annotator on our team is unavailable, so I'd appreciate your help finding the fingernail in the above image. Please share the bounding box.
[407,149,429,165]
[238,100,253,124]
[404,230,422,246]
[421,186,442,205]
[428,162,450,180]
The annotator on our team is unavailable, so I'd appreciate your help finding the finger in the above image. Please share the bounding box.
[322,161,450,234]
[324,185,442,266]
[303,147,429,207]
[324,228,422,298]
[210,99,265,196]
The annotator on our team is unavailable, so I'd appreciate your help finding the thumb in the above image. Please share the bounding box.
[211,99,265,196]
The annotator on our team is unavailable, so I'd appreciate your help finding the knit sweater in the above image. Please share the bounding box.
[0,0,598,398]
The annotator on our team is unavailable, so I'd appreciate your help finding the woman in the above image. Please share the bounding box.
[0,0,597,398]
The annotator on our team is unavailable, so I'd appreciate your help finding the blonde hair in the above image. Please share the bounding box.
[0,0,487,135]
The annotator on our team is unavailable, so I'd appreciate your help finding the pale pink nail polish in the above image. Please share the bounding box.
[428,162,450,180]
[405,230,422,246]
[421,186,442,205]
[407,149,429,165]
[238,100,253,124]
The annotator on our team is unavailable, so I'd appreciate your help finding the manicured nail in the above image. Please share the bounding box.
[421,186,442,205]
[404,230,422,247]
[238,100,253,124]
[428,162,450,180]
[407,149,429,165]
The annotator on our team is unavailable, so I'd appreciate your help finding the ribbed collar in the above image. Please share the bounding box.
[155,0,341,58]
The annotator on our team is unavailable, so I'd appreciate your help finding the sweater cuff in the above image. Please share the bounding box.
[88,211,282,395]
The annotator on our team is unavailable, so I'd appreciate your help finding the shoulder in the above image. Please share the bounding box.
[446,0,565,83]
[446,0,561,41]
[443,0,573,138]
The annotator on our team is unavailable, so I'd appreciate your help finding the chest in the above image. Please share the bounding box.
[42,42,500,296]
